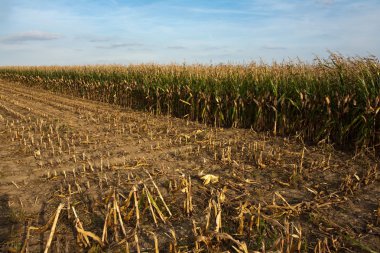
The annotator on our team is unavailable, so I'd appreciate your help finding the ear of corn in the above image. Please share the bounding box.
[0,53,378,150]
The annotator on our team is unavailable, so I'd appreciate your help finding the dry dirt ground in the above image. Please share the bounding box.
[0,80,379,253]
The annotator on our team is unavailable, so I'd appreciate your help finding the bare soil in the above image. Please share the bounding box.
[0,80,379,252]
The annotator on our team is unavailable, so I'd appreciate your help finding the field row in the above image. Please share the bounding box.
[0,81,379,252]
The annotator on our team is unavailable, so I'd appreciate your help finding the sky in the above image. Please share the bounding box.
[0,0,379,65]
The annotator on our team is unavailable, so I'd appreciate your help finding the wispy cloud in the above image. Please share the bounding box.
[1,31,61,43]
[262,46,287,50]
[88,38,111,43]
[315,0,335,6]
[185,7,252,15]
[96,43,143,49]
[0,0,379,65]
[73,35,113,43]
[167,46,186,50]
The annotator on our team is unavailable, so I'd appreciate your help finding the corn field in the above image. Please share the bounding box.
[0,54,379,150]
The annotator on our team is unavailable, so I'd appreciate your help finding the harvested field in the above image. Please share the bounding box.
[0,80,379,252]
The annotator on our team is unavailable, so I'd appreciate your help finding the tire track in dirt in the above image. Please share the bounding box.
[0,82,119,115]
[0,94,51,119]
[0,83,96,128]
[0,83,104,118]
[0,84,79,115]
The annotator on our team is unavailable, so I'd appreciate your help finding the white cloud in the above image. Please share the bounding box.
[1,31,61,43]
[315,0,334,5]
[96,43,143,49]
[0,0,379,65]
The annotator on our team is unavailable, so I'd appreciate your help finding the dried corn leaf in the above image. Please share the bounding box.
[76,226,104,247]
[201,174,219,185]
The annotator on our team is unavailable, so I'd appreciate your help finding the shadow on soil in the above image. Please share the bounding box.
[0,194,20,246]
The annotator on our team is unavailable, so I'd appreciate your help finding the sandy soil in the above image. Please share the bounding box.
[0,80,379,252]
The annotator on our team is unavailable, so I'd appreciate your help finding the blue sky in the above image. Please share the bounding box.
[0,0,379,65]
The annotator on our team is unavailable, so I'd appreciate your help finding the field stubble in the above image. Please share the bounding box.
[0,80,379,252]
